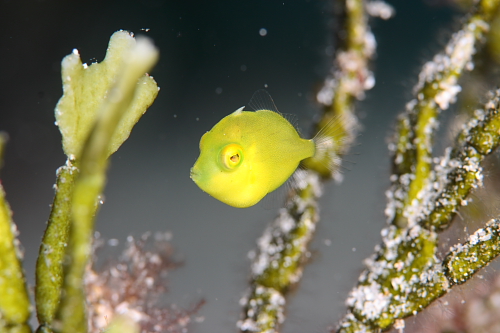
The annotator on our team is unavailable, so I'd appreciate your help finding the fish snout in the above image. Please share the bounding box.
[190,167,199,181]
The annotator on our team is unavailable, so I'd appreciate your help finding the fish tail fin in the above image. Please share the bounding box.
[303,113,358,178]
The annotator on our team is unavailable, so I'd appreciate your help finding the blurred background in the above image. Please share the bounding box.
[0,1,474,332]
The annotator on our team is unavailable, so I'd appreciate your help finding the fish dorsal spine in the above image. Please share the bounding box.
[232,106,245,115]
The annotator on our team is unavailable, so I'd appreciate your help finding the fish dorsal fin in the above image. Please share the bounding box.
[232,106,245,115]
[248,89,280,113]
[248,89,303,135]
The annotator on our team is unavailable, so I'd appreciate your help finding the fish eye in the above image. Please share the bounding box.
[230,154,239,163]
[220,144,243,170]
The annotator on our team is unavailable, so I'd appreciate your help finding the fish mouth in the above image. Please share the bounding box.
[190,167,199,181]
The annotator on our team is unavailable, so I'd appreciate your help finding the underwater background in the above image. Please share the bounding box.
[0,1,460,332]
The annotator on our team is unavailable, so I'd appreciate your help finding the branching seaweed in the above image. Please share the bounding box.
[35,31,159,333]
[387,0,495,230]
[239,0,500,332]
[339,88,500,332]
[2,2,500,333]
[0,134,31,333]
[336,1,500,332]
[238,1,393,332]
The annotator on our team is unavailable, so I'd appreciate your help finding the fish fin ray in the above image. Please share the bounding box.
[248,89,280,113]
[308,112,358,177]
[248,90,305,136]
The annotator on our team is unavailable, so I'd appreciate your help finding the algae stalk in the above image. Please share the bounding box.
[388,0,494,229]
[337,1,500,331]
[0,133,32,333]
[238,0,392,331]
[34,31,159,333]
[55,37,158,333]
[35,160,78,328]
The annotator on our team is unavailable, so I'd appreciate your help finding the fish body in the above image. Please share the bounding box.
[191,90,332,208]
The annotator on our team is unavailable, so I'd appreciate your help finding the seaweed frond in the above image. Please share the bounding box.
[0,133,32,333]
[35,31,159,333]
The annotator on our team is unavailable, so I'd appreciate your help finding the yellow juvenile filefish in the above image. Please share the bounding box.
[190,90,328,208]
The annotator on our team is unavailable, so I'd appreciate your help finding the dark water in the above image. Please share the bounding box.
[0,1,458,332]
